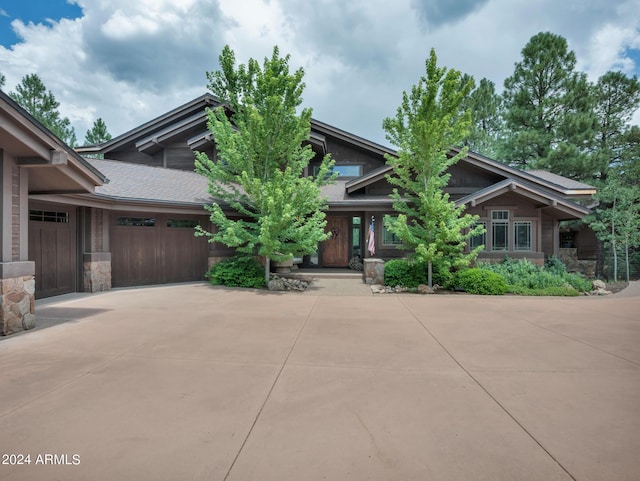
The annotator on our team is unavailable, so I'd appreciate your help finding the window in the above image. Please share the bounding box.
[116,217,156,227]
[313,164,362,178]
[469,222,486,251]
[352,216,362,256]
[167,219,198,228]
[29,210,69,223]
[491,210,509,251]
[514,221,532,251]
[382,217,403,246]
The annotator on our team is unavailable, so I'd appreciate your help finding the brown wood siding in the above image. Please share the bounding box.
[541,213,555,258]
[28,204,77,298]
[165,144,198,170]
[11,163,20,260]
[111,213,208,287]
[576,224,599,260]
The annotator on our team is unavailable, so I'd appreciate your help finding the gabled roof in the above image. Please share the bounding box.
[456,178,591,220]
[76,94,219,155]
[0,89,105,194]
[76,93,395,159]
[345,147,596,199]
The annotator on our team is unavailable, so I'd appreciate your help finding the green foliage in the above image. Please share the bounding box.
[454,268,509,295]
[501,32,596,178]
[462,77,503,157]
[509,286,581,297]
[382,48,482,287]
[206,256,265,288]
[195,45,336,282]
[586,176,640,282]
[84,117,112,146]
[384,259,428,287]
[482,258,591,293]
[9,73,77,146]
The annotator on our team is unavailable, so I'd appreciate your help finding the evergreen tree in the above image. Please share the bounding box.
[9,73,77,146]
[590,71,640,182]
[383,48,483,287]
[0,72,5,88]
[195,45,336,283]
[84,118,112,145]
[462,77,502,158]
[501,32,596,176]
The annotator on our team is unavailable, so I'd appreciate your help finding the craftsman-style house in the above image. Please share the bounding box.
[1,91,596,335]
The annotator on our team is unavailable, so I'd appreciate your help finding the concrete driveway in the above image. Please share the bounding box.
[1,282,639,481]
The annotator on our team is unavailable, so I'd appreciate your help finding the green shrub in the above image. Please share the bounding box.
[206,255,265,288]
[384,259,428,287]
[482,258,591,294]
[509,285,581,296]
[544,255,567,276]
[455,268,509,295]
[562,272,592,292]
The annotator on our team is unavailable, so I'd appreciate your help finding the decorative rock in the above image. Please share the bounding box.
[268,275,311,291]
[592,279,606,290]
[370,284,387,294]
[417,284,434,294]
[22,314,36,330]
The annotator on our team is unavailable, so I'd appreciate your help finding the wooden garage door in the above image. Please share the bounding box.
[111,214,208,287]
[28,207,77,299]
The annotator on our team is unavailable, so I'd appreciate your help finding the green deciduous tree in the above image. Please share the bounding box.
[9,73,77,146]
[501,32,596,177]
[587,176,640,282]
[462,77,503,158]
[84,117,112,146]
[383,48,483,288]
[195,45,335,283]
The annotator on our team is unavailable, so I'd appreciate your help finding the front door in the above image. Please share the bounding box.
[322,216,349,267]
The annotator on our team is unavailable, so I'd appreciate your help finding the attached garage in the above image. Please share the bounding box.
[110,212,209,287]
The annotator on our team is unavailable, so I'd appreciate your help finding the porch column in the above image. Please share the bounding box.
[82,207,112,293]
[0,150,36,335]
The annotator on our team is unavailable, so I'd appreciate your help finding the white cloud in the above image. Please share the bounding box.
[0,0,639,146]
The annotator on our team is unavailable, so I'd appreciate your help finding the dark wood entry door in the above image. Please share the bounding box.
[322,216,349,267]
[29,206,77,299]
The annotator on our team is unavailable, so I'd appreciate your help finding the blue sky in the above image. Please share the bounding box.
[0,1,83,48]
[1,0,639,146]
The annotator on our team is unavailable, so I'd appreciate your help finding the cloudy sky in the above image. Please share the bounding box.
[1,0,639,147]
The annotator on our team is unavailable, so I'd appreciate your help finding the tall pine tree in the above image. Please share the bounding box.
[501,32,596,176]
[9,73,77,147]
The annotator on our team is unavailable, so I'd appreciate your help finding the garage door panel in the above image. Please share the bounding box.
[111,214,208,287]
[28,206,77,299]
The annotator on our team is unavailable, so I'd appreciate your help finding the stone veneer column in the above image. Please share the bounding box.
[83,253,112,293]
[363,258,385,285]
[0,262,36,335]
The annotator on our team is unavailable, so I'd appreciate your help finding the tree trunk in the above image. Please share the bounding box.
[265,257,270,284]
[428,260,433,288]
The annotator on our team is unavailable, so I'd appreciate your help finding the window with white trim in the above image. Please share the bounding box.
[514,221,532,251]
[491,210,509,251]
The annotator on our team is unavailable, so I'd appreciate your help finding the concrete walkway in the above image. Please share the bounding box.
[1,281,639,480]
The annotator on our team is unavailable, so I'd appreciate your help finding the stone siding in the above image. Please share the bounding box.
[83,253,112,293]
[1,275,36,335]
[364,258,385,285]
